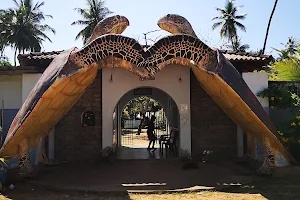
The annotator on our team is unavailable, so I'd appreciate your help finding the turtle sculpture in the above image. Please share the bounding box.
[0,14,150,176]
[146,14,295,174]
[0,13,295,177]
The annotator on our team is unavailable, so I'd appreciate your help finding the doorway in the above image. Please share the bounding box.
[113,87,179,159]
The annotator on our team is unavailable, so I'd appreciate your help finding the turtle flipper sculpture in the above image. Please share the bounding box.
[0,15,145,176]
[136,14,295,174]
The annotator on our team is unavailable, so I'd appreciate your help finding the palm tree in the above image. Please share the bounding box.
[226,37,250,52]
[273,38,299,61]
[0,10,11,58]
[282,37,298,56]
[262,0,279,54]
[1,0,55,66]
[212,0,247,45]
[71,0,113,44]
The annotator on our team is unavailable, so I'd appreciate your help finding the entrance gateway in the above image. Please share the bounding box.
[102,65,191,156]
[113,87,180,159]
[0,14,291,177]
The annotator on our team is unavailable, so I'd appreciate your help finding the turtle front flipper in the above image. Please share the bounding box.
[0,49,98,176]
[18,138,34,177]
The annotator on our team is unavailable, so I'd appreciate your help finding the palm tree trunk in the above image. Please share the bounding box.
[262,0,279,54]
[14,48,17,67]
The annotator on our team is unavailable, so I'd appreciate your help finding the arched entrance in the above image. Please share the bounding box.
[102,66,191,155]
[113,87,180,159]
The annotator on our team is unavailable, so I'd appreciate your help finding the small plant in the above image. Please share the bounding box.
[102,145,117,158]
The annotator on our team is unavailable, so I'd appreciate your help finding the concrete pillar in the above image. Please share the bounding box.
[48,128,55,160]
[237,126,244,157]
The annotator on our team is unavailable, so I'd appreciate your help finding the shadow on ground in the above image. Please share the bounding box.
[2,160,300,200]
[221,165,300,200]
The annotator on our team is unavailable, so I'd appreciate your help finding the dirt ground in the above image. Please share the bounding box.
[0,176,299,200]
[1,165,300,200]
[0,185,266,200]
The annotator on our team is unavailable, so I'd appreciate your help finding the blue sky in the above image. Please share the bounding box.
[1,0,300,64]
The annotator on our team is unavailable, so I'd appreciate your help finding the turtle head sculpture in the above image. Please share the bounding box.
[157,14,197,37]
[87,15,130,43]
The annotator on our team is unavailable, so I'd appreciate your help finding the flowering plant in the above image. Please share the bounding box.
[257,85,300,110]
[258,85,300,161]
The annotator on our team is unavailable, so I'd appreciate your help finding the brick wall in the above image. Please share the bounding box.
[190,71,237,160]
[54,70,102,161]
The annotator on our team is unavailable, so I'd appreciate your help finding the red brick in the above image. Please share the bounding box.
[190,71,237,160]
[55,71,102,161]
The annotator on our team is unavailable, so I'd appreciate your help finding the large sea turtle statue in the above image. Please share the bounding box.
[0,15,149,176]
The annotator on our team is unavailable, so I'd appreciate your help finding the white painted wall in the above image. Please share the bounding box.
[22,73,42,103]
[242,72,269,110]
[0,75,22,109]
[237,72,269,158]
[0,73,43,108]
[102,65,191,152]
[242,72,288,166]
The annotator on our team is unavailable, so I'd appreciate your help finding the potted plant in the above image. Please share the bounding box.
[102,145,117,163]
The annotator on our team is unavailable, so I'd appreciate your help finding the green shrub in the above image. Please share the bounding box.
[0,60,12,67]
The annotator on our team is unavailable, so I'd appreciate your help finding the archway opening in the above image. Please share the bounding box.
[113,87,180,160]
[121,96,165,148]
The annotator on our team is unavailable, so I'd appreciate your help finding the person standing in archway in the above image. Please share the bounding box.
[147,115,157,150]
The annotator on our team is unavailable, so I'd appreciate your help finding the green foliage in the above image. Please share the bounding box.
[278,37,299,59]
[268,38,300,81]
[269,54,300,81]
[0,58,12,67]
[276,113,300,161]
[225,37,250,52]
[0,0,55,65]
[212,0,247,43]
[71,0,113,44]
[123,96,162,120]
[0,158,7,168]
[0,158,7,191]
[257,85,300,109]
[258,85,300,161]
